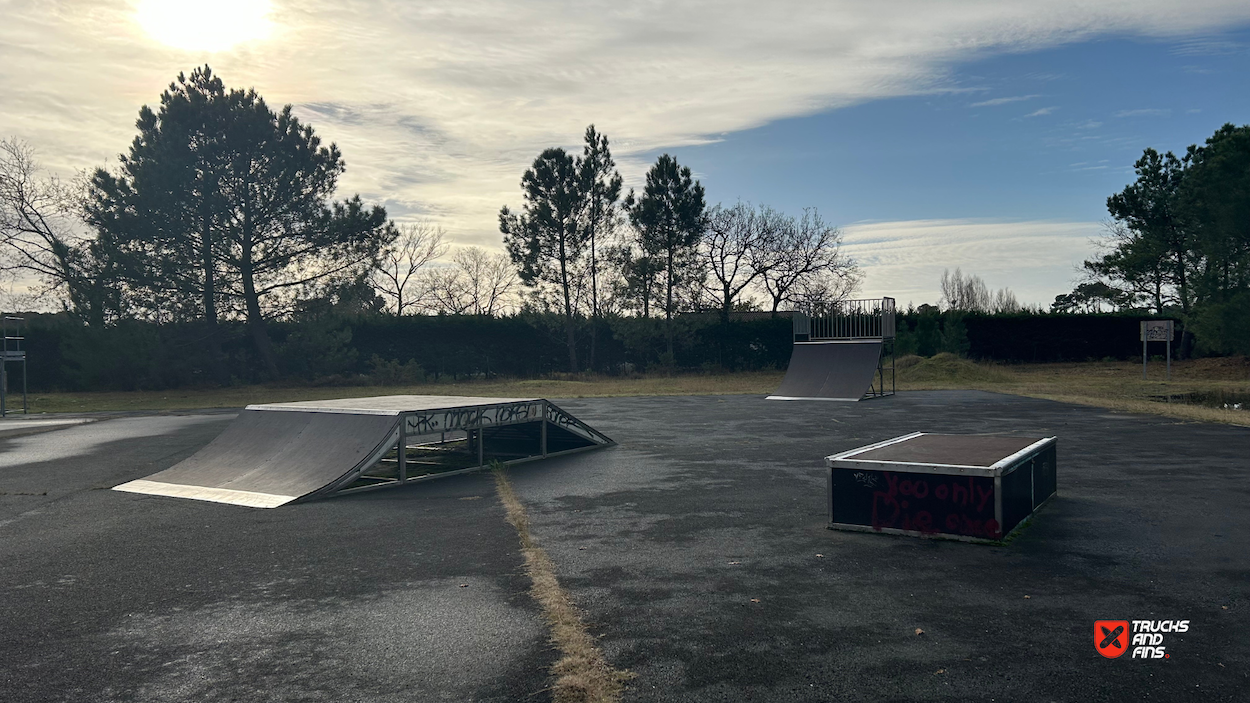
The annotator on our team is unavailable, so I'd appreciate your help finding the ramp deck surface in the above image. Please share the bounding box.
[768,339,883,401]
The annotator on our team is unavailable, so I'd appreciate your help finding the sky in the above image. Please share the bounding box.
[2,0,1249,308]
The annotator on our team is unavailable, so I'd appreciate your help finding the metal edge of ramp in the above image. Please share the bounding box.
[112,480,298,509]
[766,339,883,401]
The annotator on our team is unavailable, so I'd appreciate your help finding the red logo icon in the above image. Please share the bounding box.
[1095,620,1130,658]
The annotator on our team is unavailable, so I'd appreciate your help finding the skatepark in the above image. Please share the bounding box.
[1,305,1247,701]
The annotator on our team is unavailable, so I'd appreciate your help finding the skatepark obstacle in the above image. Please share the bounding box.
[768,297,896,401]
[113,396,613,508]
[825,432,1057,542]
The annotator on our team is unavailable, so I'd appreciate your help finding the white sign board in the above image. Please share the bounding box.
[1140,320,1174,342]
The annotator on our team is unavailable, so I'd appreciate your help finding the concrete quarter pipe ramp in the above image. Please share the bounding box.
[768,297,896,402]
[113,396,613,508]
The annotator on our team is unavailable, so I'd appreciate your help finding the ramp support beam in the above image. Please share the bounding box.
[541,401,549,456]
[397,421,407,482]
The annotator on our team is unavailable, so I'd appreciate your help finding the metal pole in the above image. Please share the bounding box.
[1142,333,1147,380]
[477,426,484,466]
[21,358,26,414]
[1166,324,1172,381]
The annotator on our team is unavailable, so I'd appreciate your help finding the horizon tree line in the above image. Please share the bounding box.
[0,65,863,377]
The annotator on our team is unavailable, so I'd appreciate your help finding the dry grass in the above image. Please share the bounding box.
[23,372,785,414]
[493,467,633,703]
[16,355,1250,427]
[896,353,1250,427]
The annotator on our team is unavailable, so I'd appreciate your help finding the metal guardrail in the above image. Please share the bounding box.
[793,297,896,340]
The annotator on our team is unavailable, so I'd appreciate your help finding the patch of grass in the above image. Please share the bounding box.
[492,466,633,703]
[897,356,1250,427]
[22,371,786,414]
[896,353,1013,385]
[19,356,1250,428]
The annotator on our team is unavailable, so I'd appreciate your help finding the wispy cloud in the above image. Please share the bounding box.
[841,218,1103,307]
[970,94,1041,107]
[1115,108,1172,118]
[1170,37,1246,56]
[1,1,1248,250]
[1024,106,1058,117]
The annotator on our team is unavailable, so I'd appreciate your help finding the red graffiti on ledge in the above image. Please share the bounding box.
[871,471,1001,539]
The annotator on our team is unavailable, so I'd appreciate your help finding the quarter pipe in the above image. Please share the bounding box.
[767,340,885,401]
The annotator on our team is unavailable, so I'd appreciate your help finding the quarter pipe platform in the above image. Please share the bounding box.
[113,396,613,508]
[768,340,885,401]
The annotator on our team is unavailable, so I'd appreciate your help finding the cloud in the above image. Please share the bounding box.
[2,0,1249,251]
[970,94,1041,107]
[1114,108,1172,118]
[840,218,1103,307]
[1170,36,1246,55]
[1023,106,1058,117]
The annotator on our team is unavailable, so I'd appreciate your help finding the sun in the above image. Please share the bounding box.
[135,0,274,52]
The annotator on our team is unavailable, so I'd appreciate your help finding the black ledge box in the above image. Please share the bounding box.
[824,433,1057,543]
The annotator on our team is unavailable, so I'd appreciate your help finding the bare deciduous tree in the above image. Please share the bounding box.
[0,138,118,325]
[702,201,780,321]
[757,207,858,313]
[423,247,518,316]
[373,221,447,315]
[939,268,1019,312]
[791,268,863,310]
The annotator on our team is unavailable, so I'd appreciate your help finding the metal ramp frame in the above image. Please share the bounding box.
[113,396,614,508]
[769,297,896,401]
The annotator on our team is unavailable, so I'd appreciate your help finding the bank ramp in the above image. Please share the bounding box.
[768,298,896,402]
[113,396,613,508]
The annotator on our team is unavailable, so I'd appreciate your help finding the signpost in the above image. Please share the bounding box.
[1140,320,1175,380]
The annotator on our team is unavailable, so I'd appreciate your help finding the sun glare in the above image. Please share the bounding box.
[135,0,273,52]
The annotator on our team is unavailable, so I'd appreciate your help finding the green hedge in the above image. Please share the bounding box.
[16,309,1193,392]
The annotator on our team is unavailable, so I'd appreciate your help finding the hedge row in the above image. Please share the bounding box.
[14,310,1180,392]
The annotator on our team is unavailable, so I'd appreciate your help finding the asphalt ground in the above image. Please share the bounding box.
[0,412,552,702]
[1,391,1247,701]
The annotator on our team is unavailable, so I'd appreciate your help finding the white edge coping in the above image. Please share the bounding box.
[766,396,861,402]
[112,479,296,509]
[824,432,1058,477]
[244,396,544,416]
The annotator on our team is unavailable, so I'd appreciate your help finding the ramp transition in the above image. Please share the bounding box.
[768,297,896,402]
[113,396,613,508]
[768,340,885,401]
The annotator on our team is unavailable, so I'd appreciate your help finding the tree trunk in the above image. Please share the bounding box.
[589,220,598,372]
[240,245,279,379]
[665,243,675,358]
[200,211,227,384]
[558,232,577,373]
